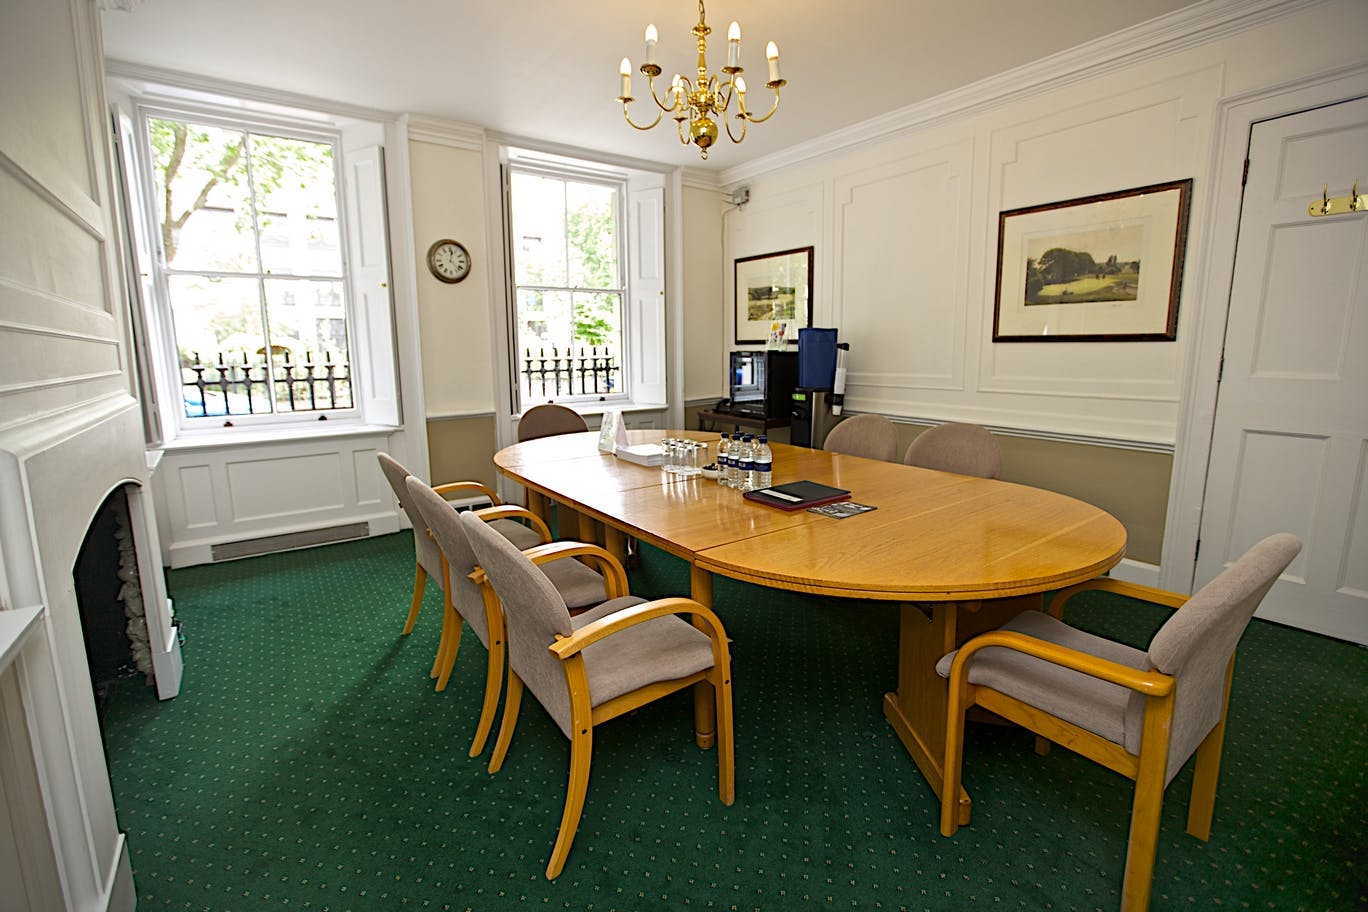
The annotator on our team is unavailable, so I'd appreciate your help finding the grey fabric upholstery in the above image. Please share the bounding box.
[459,511,715,739]
[378,452,443,584]
[407,478,608,645]
[938,533,1301,784]
[823,414,899,462]
[517,404,589,442]
[903,422,1002,479]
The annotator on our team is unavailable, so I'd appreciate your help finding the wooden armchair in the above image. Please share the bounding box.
[937,533,1301,911]
[405,478,608,753]
[377,452,540,648]
[458,510,735,879]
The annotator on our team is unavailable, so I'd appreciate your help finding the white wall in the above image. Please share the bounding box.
[681,180,728,403]
[719,0,1368,447]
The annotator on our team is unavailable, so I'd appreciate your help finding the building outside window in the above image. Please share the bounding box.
[143,113,355,422]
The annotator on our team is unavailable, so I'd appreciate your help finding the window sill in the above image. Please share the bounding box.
[518,401,667,420]
[156,420,399,453]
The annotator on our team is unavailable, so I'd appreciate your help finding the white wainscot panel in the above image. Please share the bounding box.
[992,66,1219,212]
[1225,430,1321,578]
[1340,439,1368,597]
[834,142,971,393]
[226,452,345,522]
[1254,220,1358,379]
[352,447,385,506]
[177,463,217,529]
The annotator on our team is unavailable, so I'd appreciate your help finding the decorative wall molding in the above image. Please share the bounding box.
[404,115,485,151]
[718,0,1326,186]
[104,59,398,124]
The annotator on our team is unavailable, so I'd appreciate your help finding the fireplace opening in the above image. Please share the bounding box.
[75,483,157,722]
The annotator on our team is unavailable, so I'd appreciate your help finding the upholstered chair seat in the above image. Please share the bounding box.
[823,413,899,461]
[937,533,1301,912]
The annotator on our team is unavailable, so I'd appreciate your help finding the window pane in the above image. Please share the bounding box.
[565,182,618,289]
[510,173,567,287]
[149,118,257,272]
[167,275,268,417]
[250,134,343,277]
[263,279,352,412]
[572,291,622,349]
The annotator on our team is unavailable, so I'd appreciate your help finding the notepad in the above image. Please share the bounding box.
[743,480,851,511]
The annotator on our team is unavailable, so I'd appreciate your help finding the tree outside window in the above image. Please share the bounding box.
[148,116,353,419]
[508,170,625,405]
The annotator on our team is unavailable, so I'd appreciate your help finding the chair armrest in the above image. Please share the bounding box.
[433,480,501,506]
[521,541,630,599]
[950,630,1174,697]
[548,597,727,660]
[1047,578,1188,618]
[471,505,551,544]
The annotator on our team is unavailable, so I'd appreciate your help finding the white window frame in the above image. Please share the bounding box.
[135,104,358,432]
[119,92,400,443]
[505,160,631,410]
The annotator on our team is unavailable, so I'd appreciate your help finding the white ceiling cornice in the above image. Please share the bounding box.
[718,0,1326,187]
[404,115,485,151]
[103,59,399,124]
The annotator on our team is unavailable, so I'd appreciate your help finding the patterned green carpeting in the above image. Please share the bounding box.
[103,533,1367,911]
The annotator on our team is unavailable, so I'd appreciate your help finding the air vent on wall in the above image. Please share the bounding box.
[211,522,369,561]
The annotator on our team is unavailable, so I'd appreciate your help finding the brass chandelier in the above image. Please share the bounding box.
[616,0,786,159]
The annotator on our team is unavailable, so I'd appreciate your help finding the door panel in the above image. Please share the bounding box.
[1197,96,1368,644]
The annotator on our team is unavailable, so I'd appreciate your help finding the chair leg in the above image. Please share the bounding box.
[1121,705,1173,912]
[940,683,971,837]
[1034,735,1052,756]
[403,562,425,635]
[546,725,593,879]
[469,634,504,757]
[488,671,523,774]
[434,588,461,690]
[1186,719,1227,841]
[710,669,736,806]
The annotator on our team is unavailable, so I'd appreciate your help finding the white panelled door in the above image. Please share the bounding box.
[1196,96,1368,644]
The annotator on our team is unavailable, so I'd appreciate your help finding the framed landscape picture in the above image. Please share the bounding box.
[734,246,813,345]
[992,179,1193,342]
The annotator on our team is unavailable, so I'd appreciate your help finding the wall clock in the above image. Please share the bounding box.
[426,239,471,284]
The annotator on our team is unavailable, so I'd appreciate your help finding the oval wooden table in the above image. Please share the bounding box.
[493,430,1127,824]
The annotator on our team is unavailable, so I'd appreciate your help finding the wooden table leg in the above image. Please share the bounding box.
[883,596,1041,827]
[603,526,627,566]
[689,564,716,750]
[526,490,549,525]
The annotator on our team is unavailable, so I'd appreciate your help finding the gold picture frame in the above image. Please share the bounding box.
[992,180,1192,342]
[734,246,814,345]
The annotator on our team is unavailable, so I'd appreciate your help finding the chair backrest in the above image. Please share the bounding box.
[903,422,1002,479]
[823,414,899,462]
[404,476,490,644]
[518,404,589,442]
[459,511,577,734]
[1142,532,1301,780]
[378,452,442,581]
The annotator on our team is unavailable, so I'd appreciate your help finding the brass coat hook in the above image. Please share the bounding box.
[1309,179,1366,217]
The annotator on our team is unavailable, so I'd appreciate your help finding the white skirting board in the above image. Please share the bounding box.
[1106,558,1163,589]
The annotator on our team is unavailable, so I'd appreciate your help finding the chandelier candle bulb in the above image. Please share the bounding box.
[766,41,780,83]
[619,58,632,99]
[644,24,658,66]
[727,21,741,69]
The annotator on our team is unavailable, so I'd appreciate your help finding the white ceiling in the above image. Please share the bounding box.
[101,0,1203,172]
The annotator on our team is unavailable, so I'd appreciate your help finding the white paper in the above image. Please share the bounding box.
[598,410,621,452]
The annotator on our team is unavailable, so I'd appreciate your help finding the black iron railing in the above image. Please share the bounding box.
[521,346,619,399]
[181,350,352,417]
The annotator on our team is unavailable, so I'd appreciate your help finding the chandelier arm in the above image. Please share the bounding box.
[724,110,748,144]
[740,85,783,124]
[676,117,691,146]
[622,102,665,132]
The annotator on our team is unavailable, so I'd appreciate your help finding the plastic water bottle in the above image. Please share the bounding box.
[738,434,756,492]
[726,432,743,487]
[717,433,731,484]
[754,435,773,490]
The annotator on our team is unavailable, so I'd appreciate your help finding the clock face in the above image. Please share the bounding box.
[427,239,471,283]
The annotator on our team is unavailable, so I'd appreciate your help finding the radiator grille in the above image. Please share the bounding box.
[211,522,369,561]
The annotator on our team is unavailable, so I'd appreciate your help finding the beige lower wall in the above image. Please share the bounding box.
[896,424,1171,565]
[426,416,500,491]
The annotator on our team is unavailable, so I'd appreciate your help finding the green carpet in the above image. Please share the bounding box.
[103,533,1367,911]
